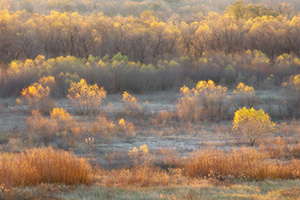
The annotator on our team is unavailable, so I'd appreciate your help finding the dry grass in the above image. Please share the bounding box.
[0,146,92,187]
[263,137,300,159]
[183,147,300,180]
[100,165,175,188]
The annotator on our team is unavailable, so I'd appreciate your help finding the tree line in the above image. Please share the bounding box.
[0,1,299,65]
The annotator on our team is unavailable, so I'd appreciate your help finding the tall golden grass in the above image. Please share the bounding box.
[0,146,92,187]
[183,147,300,180]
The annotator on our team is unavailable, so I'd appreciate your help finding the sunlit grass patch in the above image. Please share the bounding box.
[0,146,93,187]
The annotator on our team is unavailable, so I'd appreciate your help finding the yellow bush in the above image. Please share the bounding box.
[233,82,257,108]
[122,91,142,117]
[176,80,228,121]
[232,107,275,146]
[50,107,71,120]
[38,76,56,92]
[50,107,81,135]
[0,146,92,187]
[68,79,107,115]
[21,76,56,114]
[116,118,136,137]
[26,108,81,144]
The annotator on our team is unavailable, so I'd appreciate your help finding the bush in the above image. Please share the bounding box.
[0,146,92,187]
[232,107,275,146]
[281,74,300,117]
[122,91,142,117]
[116,118,136,137]
[50,107,81,136]
[25,110,59,145]
[176,80,228,121]
[68,79,107,115]
[26,108,81,144]
[88,115,115,138]
[21,76,56,114]
[233,82,257,109]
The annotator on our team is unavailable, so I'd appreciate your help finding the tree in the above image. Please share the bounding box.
[232,107,275,146]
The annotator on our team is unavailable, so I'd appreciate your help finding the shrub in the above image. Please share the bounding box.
[116,118,136,137]
[176,80,228,121]
[101,145,174,187]
[122,91,142,117]
[152,110,176,126]
[50,107,81,136]
[25,110,59,145]
[281,74,300,117]
[88,115,115,138]
[21,76,56,114]
[0,146,92,187]
[26,108,81,144]
[68,79,107,115]
[38,76,57,97]
[176,85,197,121]
[232,107,275,146]
[233,82,257,108]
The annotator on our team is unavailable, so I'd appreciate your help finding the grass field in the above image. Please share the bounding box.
[0,87,300,199]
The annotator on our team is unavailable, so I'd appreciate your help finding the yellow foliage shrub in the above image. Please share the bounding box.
[26,108,81,144]
[233,82,257,108]
[116,118,136,137]
[0,146,92,187]
[50,107,71,119]
[21,76,56,114]
[122,91,142,117]
[68,79,107,115]
[177,80,228,121]
[50,107,81,136]
[232,107,275,145]
[38,76,56,93]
